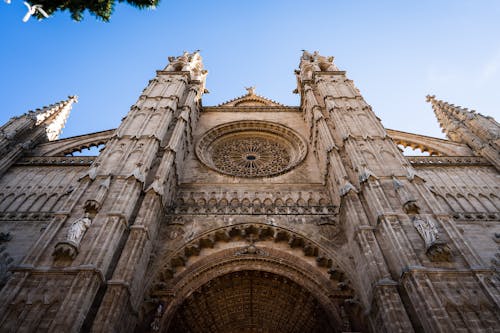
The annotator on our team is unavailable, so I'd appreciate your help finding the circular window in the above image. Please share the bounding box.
[196,121,307,178]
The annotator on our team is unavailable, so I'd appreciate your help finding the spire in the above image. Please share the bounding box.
[33,95,78,141]
[0,95,77,176]
[427,95,500,170]
[426,95,462,142]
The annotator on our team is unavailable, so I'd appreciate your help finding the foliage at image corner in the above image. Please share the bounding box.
[29,0,160,22]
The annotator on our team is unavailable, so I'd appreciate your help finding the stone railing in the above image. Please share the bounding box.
[15,156,95,166]
[407,156,490,166]
[0,212,54,221]
[170,205,338,215]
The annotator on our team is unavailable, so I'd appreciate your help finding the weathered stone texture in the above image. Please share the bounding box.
[0,51,498,333]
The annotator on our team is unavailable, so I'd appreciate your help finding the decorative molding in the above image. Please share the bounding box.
[170,205,338,216]
[452,212,500,221]
[203,106,300,112]
[0,212,54,221]
[216,88,284,107]
[407,156,490,167]
[155,222,344,284]
[15,156,95,166]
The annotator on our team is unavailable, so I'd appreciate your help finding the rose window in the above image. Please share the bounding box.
[196,121,307,178]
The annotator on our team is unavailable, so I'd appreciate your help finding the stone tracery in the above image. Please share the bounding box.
[196,121,307,178]
[212,135,291,177]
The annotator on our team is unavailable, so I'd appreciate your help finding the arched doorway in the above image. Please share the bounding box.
[139,224,366,332]
[169,270,335,333]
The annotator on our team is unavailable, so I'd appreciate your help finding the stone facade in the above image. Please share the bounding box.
[0,51,498,332]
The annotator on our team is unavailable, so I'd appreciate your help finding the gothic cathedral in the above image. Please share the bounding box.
[0,51,499,332]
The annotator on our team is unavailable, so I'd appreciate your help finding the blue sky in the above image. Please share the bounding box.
[1,1,499,140]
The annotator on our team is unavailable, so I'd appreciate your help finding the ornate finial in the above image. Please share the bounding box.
[425,95,436,103]
[245,86,256,95]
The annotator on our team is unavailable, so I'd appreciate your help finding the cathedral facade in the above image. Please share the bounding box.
[0,51,498,332]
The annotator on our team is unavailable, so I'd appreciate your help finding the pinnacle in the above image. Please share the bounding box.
[29,95,78,141]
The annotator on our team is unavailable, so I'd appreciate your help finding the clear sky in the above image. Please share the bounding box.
[1,0,499,140]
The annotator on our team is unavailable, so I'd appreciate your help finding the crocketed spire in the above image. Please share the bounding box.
[30,95,78,140]
[426,95,499,170]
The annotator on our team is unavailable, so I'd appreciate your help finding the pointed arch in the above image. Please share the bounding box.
[0,193,15,211]
[41,194,59,212]
[478,194,497,212]
[18,193,37,211]
[489,194,500,210]
[445,194,462,212]
[456,194,475,212]
[435,194,453,213]
[467,194,487,212]
[29,194,48,212]
[52,193,70,212]
[6,194,26,211]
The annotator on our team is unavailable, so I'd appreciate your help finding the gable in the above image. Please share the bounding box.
[217,87,284,107]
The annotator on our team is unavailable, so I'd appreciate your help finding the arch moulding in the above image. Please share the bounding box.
[141,222,366,332]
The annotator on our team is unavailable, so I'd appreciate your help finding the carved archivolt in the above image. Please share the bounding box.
[196,121,307,178]
[153,223,346,284]
[148,223,359,333]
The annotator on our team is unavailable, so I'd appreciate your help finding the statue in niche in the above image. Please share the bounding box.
[53,213,93,260]
[67,213,92,244]
[150,302,164,331]
[412,216,452,262]
[412,216,438,249]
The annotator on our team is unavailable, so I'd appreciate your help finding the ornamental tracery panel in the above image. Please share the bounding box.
[196,121,307,178]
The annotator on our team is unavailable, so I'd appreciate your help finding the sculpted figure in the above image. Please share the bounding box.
[412,216,438,249]
[301,50,313,61]
[412,216,451,261]
[67,213,92,244]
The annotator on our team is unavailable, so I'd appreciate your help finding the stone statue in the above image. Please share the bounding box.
[245,86,256,95]
[67,213,92,244]
[53,213,93,260]
[412,216,452,262]
[412,216,438,249]
[301,50,313,61]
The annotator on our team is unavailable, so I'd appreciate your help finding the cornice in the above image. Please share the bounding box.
[15,156,95,166]
[202,106,301,112]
